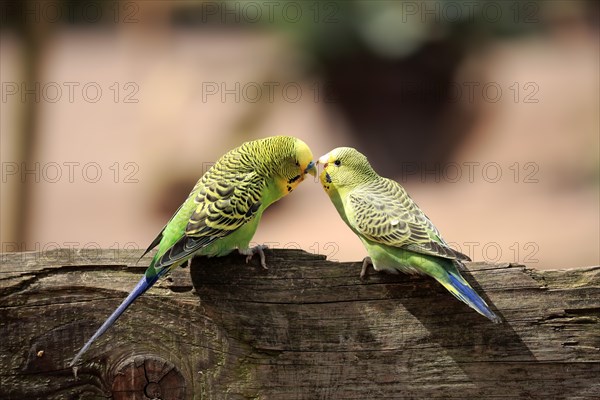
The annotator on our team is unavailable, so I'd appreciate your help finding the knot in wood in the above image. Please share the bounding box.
[111,355,185,400]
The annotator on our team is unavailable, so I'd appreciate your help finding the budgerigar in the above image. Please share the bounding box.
[70,136,316,366]
[317,147,500,323]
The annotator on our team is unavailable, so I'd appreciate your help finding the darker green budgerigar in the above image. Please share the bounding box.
[70,136,316,366]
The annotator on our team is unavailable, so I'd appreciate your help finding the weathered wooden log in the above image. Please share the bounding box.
[0,249,598,399]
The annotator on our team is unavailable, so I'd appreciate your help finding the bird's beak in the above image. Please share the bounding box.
[304,160,317,177]
[317,154,330,169]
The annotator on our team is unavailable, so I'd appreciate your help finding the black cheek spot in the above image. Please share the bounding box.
[287,186,292,192]
[325,172,332,183]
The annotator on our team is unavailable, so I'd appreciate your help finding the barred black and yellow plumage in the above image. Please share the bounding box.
[71,136,316,366]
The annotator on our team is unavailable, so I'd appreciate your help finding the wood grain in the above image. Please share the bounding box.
[1,249,598,399]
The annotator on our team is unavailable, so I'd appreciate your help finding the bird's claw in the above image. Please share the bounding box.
[360,257,373,280]
[239,245,268,269]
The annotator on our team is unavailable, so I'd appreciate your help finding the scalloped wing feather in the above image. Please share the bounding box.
[347,178,470,262]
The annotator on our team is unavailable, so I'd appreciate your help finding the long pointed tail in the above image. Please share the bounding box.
[440,271,502,323]
[69,273,159,366]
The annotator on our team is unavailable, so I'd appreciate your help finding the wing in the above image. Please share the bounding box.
[154,170,265,270]
[347,178,470,261]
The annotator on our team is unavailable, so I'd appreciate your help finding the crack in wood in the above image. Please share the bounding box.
[1,249,598,399]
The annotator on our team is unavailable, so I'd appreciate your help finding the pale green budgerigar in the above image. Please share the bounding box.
[70,136,316,366]
[317,147,500,323]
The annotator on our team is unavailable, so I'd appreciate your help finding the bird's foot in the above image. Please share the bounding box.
[360,257,373,280]
[239,245,268,269]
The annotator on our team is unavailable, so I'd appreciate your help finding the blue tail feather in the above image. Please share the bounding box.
[69,273,159,366]
[447,273,501,323]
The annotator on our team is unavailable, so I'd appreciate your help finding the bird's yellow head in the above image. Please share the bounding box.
[317,147,377,194]
[266,136,316,195]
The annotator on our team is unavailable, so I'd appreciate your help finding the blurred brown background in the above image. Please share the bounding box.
[1,1,598,269]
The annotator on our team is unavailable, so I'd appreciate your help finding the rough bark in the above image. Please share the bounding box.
[0,249,598,399]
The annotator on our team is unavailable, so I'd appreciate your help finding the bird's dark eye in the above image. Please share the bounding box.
[334,160,341,166]
[295,160,300,167]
